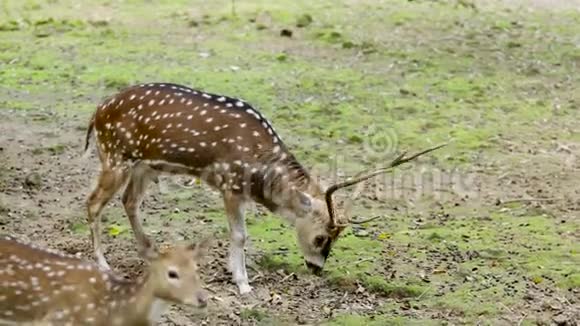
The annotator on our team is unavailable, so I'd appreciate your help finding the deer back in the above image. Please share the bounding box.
[91,83,316,208]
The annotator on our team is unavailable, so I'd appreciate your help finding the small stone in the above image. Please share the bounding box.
[280,29,293,37]
[353,229,369,237]
[24,173,42,188]
[552,314,569,325]
[296,14,313,28]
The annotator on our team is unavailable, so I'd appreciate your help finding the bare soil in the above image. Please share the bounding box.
[1,0,579,324]
[0,107,578,325]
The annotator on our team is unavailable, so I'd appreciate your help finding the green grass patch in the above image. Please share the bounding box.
[1,0,579,324]
[325,314,442,326]
[240,307,269,322]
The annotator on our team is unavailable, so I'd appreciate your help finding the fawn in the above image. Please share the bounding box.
[0,235,210,325]
[84,82,444,294]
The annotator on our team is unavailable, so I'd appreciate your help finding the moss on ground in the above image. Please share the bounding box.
[1,0,578,324]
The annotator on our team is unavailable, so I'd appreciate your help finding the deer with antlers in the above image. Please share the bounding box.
[0,235,210,325]
[84,82,444,294]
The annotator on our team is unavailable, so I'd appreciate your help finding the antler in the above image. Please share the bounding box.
[325,143,447,228]
[349,215,382,224]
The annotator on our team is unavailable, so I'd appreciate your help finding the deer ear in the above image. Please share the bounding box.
[189,237,212,260]
[292,191,313,216]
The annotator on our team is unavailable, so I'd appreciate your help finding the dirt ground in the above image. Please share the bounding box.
[1,0,579,325]
[1,108,578,326]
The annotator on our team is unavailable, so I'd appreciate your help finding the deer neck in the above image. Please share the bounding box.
[109,272,167,325]
[250,157,318,214]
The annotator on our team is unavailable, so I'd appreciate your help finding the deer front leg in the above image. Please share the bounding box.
[223,192,252,294]
[86,166,129,270]
[122,163,158,258]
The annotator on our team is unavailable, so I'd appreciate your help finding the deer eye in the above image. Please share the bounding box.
[313,235,327,248]
[168,270,179,279]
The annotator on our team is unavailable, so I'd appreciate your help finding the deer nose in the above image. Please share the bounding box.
[305,261,323,276]
[196,291,208,308]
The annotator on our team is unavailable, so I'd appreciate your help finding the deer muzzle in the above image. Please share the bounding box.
[305,260,323,276]
[185,290,208,308]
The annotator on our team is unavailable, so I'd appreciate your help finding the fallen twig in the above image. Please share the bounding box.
[281,273,295,282]
[499,197,559,205]
[499,302,514,314]
[210,295,224,303]
[203,285,217,294]
[250,274,262,282]
[247,264,261,273]
[348,257,374,266]
[517,313,528,326]
[417,286,431,300]
[350,215,382,224]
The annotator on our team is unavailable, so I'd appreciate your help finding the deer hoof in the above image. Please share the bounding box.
[96,258,112,271]
[238,283,253,295]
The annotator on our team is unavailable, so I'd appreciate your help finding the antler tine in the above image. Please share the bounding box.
[329,143,446,195]
[338,152,407,221]
[349,215,382,224]
[325,143,447,227]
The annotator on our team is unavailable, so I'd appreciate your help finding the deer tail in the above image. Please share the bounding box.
[83,113,96,157]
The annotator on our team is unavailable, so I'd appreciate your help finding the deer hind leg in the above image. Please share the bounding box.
[121,163,158,258]
[87,165,129,270]
[223,192,252,294]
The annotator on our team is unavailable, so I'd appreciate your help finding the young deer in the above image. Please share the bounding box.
[84,82,444,294]
[0,235,210,326]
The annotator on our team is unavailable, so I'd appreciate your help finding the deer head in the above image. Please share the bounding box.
[144,239,212,307]
[289,144,446,274]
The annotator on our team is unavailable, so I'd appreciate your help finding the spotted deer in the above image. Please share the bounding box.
[84,82,445,294]
[0,235,210,326]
